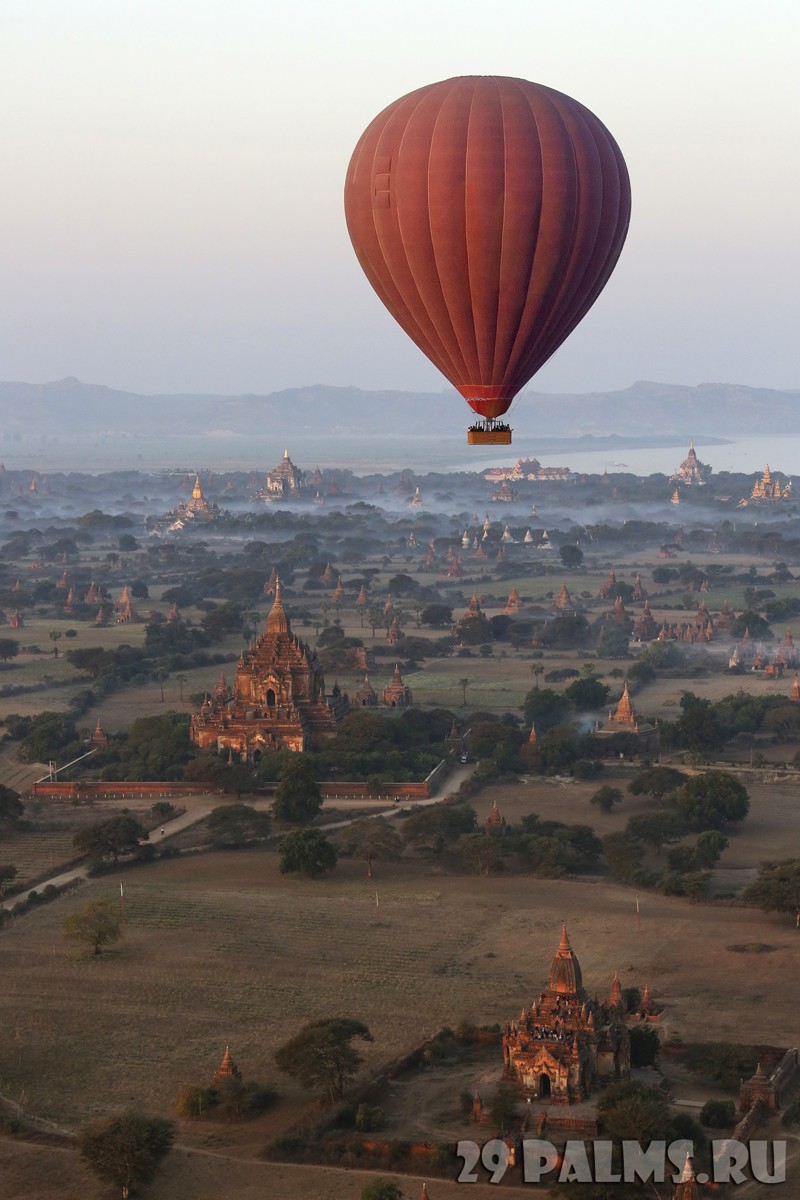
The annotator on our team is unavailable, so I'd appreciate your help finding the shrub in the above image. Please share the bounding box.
[700,1099,736,1128]
[355,1103,385,1132]
[175,1084,217,1118]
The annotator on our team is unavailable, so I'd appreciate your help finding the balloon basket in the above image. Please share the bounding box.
[468,429,512,445]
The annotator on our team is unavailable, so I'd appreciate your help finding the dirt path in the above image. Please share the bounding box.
[2,764,475,912]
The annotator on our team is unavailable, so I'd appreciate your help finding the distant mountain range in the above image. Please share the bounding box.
[0,376,797,440]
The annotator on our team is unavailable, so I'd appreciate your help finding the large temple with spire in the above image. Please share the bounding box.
[190,580,349,759]
[263,448,305,499]
[671,441,711,486]
[502,928,630,1104]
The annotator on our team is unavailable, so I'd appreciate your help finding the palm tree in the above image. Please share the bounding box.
[175,672,188,702]
[458,677,470,707]
[531,664,544,689]
[154,667,169,703]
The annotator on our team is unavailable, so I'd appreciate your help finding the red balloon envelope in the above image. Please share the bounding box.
[344,76,631,442]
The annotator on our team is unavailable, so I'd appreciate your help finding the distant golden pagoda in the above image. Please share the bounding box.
[739,464,793,506]
[671,441,711,485]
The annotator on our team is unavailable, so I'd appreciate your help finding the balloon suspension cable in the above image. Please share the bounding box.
[467,416,513,445]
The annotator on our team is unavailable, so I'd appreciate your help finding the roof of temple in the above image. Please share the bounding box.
[548,926,583,995]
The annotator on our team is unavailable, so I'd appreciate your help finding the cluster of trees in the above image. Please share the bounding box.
[602,767,749,899]
[399,801,603,879]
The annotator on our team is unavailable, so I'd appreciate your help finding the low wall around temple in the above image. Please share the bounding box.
[29,765,450,804]
[770,1048,799,1103]
[29,781,223,800]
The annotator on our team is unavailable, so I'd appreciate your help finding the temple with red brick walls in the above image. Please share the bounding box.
[502,928,630,1104]
[484,799,506,834]
[90,718,108,748]
[212,1046,242,1087]
[552,581,576,617]
[631,599,658,642]
[592,683,659,754]
[598,570,617,600]
[354,674,378,707]
[504,586,520,613]
[190,579,348,760]
[382,663,412,708]
[386,616,402,645]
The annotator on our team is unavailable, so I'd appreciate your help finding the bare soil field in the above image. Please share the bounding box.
[0,1136,520,1200]
[2,849,797,1135]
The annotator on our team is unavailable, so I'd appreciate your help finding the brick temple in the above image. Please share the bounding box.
[190,579,349,761]
[502,928,630,1104]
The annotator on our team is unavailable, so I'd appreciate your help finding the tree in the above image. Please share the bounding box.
[675,693,725,754]
[629,1024,661,1068]
[628,766,687,804]
[457,832,503,875]
[530,663,543,690]
[456,613,492,645]
[175,671,188,701]
[278,827,337,877]
[0,785,24,830]
[336,816,403,878]
[603,831,644,882]
[207,804,271,848]
[681,870,712,902]
[676,771,749,831]
[595,622,630,659]
[154,666,169,702]
[274,1018,372,1100]
[273,757,323,824]
[73,813,148,864]
[0,863,17,894]
[559,543,583,568]
[700,1099,736,1129]
[366,601,385,638]
[598,1080,675,1143]
[590,785,622,813]
[523,687,571,731]
[487,1079,521,1128]
[402,803,476,857]
[48,630,62,657]
[458,676,470,707]
[420,603,453,627]
[565,676,609,710]
[0,637,20,663]
[744,858,800,917]
[693,829,729,867]
[625,812,685,853]
[64,899,123,955]
[538,725,583,775]
[361,1179,404,1200]
[78,1111,175,1198]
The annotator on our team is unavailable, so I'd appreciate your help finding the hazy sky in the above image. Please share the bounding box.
[1,0,798,397]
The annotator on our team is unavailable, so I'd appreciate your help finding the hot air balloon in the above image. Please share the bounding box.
[344,76,631,444]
